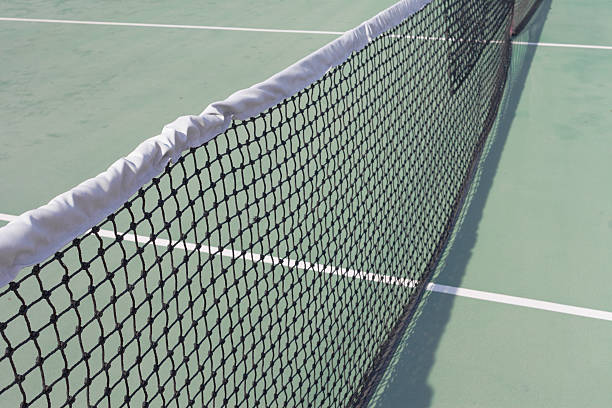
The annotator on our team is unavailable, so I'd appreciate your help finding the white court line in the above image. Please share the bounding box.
[0,213,414,290]
[1,17,612,51]
[512,40,612,51]
[428,283,612,322]
[0,213,417,288]
[2,212,611,322]
[0,17,344,35]
[96,228,419,288]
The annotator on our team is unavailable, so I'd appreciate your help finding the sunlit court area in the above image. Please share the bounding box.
[1,1,611,407]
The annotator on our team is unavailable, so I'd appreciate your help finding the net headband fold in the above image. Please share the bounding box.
[0,0,433,286]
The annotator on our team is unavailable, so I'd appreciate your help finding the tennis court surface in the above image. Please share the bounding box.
[1,0,612,407]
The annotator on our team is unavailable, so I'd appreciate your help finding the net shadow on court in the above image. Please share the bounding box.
[366,1,552,407]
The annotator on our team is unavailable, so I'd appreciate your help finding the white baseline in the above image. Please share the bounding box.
[0,17,344,35]
[1,212,611,322]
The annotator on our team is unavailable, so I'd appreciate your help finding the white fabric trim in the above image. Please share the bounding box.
[0,0,432,286]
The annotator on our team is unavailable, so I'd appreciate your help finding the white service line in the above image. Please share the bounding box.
[512,40,612,51]
[2,212,611,322]
[81,223,420,289]
[0,17,344,35]
[428,283,612,322]
[2,18,612,51]
[0,212,416,286]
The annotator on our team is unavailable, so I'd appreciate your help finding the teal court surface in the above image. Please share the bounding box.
[1,1,612,407]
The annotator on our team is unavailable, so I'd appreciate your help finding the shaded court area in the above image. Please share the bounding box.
[370,1,612,406]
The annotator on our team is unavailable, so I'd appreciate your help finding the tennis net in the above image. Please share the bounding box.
[0,0,542,406]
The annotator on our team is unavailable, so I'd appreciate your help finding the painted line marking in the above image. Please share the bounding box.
[1,18,612,51]
[512,40,612,51]
[427,283,612,322]
[2,213,611,322]
[0,213,612,321]
[0,17,344,35]
[95,228,419,288]
[0,212,417,288]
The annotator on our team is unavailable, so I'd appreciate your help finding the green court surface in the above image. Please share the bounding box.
[1,0,612,407]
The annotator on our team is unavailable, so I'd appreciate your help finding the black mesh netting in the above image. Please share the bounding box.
[0,1,541,406]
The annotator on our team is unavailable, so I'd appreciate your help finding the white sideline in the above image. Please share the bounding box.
[1,17,612,51]
[1,212,611,322]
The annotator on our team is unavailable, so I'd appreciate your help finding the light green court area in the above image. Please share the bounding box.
[0,0,397,214]
[1,0,612,407]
